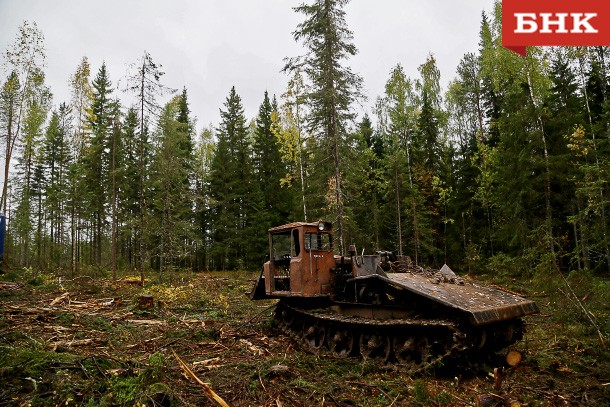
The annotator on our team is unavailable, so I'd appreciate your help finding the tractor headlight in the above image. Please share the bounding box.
[318,221,331,231]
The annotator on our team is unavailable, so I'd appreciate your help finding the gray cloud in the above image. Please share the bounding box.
[0,0,490,131]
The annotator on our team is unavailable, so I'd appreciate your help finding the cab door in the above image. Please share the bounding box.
[300,228,335,296]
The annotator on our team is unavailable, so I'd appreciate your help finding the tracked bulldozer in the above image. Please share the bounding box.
[250,221,539,370]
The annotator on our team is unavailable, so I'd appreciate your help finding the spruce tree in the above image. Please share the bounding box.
[120,107,140,268]
[85,62,113,265]
[149,94,196,277]
[287,0,363,254]
[43,104,72,268]
[253,91,291,228]
[209,87,263,269]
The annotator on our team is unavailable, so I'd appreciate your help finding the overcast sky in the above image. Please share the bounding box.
[0,0,492,132]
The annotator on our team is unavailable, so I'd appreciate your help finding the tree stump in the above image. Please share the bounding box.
[477,393,506,407]
[137,294,154,309]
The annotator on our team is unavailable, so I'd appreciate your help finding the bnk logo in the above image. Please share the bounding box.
[514,13,598,34]
[502,0,610,56]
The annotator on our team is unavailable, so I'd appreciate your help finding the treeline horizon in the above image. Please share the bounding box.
[1,1,610,278]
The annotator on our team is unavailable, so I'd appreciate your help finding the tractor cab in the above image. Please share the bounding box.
[250,221,335,299]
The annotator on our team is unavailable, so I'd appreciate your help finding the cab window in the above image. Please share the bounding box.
[304,232,333,251]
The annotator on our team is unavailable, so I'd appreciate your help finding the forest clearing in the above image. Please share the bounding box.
[2,0,610,404]
[0,268,608,406]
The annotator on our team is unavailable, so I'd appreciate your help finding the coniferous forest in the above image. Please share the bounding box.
[1,1,610,406]
[1,0,610,280]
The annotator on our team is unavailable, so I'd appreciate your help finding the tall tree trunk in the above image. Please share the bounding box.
[578,54,610,271]
[111,124,117,281]
[526,66,555,266]
[395,166,403,256]
[138,63,146,284]
[70,198,76,276]
[295,89,308,221]
[2,69,30,214]
[405,137,420,265]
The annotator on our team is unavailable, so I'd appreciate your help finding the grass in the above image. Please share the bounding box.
[0,266,608,406]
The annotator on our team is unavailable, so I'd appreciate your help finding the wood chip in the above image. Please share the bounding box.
[239,338,264,355]
[193,357,222,366]
[50,292,70,306]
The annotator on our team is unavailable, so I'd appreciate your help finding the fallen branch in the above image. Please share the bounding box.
[172,349,229,407]
[557,285,605,347]
[50,292,70,306]
[232,303,276,334]
[51,338,97,351]
[347,381,395,404]
[126,319,166,326]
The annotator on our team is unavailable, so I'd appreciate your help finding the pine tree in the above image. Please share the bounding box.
[124,51,174,281]
[414,54,446,265]
[381,64,419,258]
[175,87,195,229]
[108,100,124,279]
[68,56,93,274]
[478,3,557,273]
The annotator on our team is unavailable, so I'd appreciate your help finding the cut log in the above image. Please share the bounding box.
[506,350,523,367]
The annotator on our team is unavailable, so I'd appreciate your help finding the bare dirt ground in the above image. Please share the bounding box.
[0,270,608,406]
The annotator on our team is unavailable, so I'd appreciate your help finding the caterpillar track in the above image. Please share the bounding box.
[274,300,524,372]
[251,222,538,370]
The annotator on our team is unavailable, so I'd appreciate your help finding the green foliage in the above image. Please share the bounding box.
[412,379,430,404]
[287,0,364,253]
[2,3,610,282]
[208,87,264,269]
